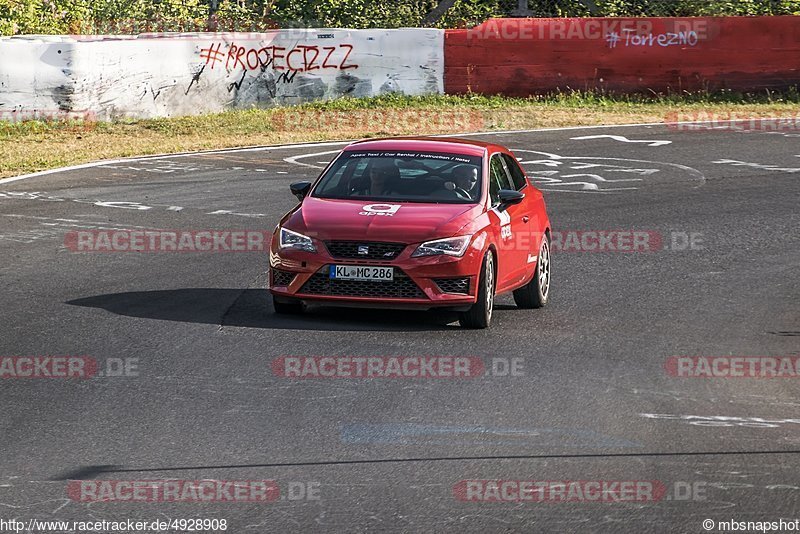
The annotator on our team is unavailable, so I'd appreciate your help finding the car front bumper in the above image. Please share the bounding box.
[269,240,484,310]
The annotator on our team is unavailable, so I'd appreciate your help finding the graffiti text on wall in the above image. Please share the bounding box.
[199,42,359,72]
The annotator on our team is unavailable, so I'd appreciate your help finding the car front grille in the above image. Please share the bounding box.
[299,269,426,299]
[434,277,470,295]
[325,241,407,261]
[271,269,297,287]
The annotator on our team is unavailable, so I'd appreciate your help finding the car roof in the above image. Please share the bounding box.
[345,137,503,157]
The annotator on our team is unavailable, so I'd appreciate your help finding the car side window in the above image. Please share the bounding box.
[317,158,367,195]
[489,154,513,207]
[501,153,528,191]
[315,165,346,195]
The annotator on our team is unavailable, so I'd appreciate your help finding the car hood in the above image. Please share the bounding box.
[289,197,481,243]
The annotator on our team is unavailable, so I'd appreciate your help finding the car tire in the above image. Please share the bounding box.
[513,234,551,309]
[459,252,495,329]
[272,296,305,315]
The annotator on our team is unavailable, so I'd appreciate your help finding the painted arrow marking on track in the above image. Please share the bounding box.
[571,135,672,147]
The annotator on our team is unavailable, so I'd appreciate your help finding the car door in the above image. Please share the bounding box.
[501,152,540,277]
[488,153,530,290]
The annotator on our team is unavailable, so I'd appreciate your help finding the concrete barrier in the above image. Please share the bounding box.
[0,36,76,122]
[0,29,444,120]
[445,17,800,95]
[3,17,799,121]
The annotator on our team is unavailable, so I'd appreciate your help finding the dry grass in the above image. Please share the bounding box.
[2,93,798,179]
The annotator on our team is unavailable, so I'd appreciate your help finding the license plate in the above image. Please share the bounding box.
[330,265,394,282]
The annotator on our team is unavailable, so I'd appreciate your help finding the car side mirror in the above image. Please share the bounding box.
[498,189,525,211]
[290,181,312,202]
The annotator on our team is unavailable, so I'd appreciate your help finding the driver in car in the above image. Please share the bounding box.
[451,165,479,200]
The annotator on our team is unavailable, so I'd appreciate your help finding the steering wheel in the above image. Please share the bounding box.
[453,187,472,200]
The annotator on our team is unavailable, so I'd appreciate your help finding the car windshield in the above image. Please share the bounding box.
[311,150,483,204]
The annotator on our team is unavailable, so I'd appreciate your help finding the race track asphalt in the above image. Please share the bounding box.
[0,123,798,532]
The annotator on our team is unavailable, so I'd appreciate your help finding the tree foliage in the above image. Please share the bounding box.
[0,0,797,36]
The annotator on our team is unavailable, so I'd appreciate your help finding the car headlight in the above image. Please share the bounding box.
[279,227,316,252]
[412,235,472,258]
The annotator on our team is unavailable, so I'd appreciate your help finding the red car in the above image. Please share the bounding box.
[269,137,552,328]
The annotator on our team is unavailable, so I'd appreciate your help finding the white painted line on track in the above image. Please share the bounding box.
[284,150,342,169]
[570,134,672,147]
[0,140,351,185]
[0,159,136,185]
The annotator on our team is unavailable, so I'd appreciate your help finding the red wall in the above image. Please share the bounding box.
[445,17,800,95]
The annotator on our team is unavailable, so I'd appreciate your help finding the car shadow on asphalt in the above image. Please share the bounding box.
[66,288,462,332]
